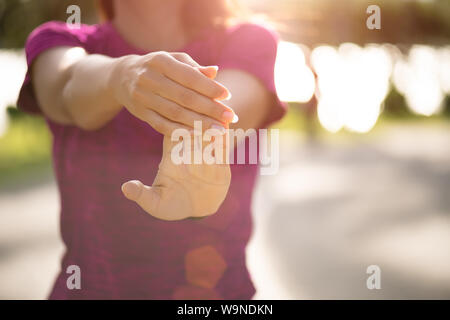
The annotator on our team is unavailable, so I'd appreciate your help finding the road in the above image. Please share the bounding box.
[1,123,450,299]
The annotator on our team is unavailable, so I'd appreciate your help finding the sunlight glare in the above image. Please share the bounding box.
[275,41,316,103]
[0,50,27,136]
[312,44,391,133]
[393,45,444,116]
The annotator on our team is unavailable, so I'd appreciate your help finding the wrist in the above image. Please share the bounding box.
[108,55,137,107]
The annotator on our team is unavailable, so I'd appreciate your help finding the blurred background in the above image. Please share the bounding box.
[0,0,449,299]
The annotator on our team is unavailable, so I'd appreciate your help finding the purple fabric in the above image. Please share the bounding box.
[18,21,286,299]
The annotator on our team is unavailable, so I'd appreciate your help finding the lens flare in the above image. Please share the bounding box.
[438,46,450,94]
[312,44,391,133]
[275,41,315,103]
[0,50,26,136]
[393,45,445,116]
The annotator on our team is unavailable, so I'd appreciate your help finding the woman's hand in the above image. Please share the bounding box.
[111,51,236,135]
[121,133,231,221]
[114,52,236,220]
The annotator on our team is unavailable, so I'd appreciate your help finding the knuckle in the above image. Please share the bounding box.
[180,52,192,61]
[174,52,191,60]
[179,90,195,106]
[149,51,169,66]
[146,57,158,68]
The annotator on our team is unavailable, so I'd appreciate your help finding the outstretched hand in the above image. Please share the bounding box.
[119,57,235,221]
[121,133,231,221]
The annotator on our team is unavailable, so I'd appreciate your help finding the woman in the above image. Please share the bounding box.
[18,0,286,299]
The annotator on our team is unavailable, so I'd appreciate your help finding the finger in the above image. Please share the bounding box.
[198,66,218,79]
[121,180,159,216]
[152,53,229,99]
[134,89,227,131]
[138,72,235,123]
[133,102,192,136]
[170,52,202,68]
[170,53,218,79]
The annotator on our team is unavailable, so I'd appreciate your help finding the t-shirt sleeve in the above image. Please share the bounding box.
[217,23,287,128]
[17,21,85,114]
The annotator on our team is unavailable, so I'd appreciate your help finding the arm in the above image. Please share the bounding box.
[31,47,121,128]
[215,69,272,131]
[31,47,235,132]
[30,45,238,220]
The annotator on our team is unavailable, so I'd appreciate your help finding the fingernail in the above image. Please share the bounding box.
[222,111,234,122]
[224,91,232,101]
[202,65,218,71]
[210,124,227,135]
[232,113,239,124]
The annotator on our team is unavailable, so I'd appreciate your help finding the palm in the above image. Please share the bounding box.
[122,135,231,221]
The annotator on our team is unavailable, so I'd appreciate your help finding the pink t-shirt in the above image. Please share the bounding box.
[18,21,286,299]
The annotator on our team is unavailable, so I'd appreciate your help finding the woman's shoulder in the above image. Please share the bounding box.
[215,21,280,65]
[26,21,103,49]
[29,20,100,37]
[222,21,279,49]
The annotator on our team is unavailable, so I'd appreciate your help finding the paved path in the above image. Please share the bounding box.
[0,179,63,299]
[1,124,450,299]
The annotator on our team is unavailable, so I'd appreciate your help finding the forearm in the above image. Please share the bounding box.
[32,47,124,130]
[215,69,271,131]
[62,54,124,130]
[33,48,232,133]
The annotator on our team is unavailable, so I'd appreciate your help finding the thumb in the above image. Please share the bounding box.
[121,180,159,215]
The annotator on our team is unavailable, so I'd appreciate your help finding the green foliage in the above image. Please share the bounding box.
[383,87,410,117]
[0,107,51,186]
[264,0,450,46]
[0,0,449,48]
[0,0,96,48]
